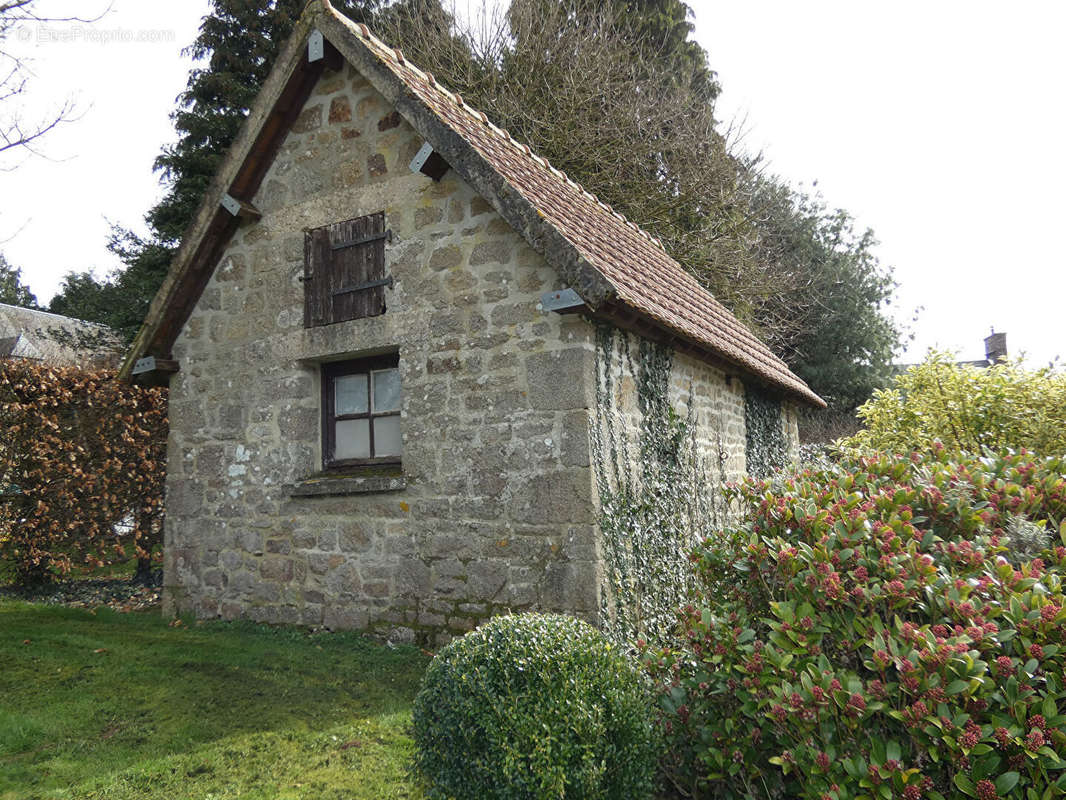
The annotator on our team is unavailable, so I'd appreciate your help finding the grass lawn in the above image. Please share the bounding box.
[0,601,430,799]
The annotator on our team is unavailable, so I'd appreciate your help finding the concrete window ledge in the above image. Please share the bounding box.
[289,470,407,497]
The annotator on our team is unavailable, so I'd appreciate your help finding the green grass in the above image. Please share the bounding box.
[0,601,430,799]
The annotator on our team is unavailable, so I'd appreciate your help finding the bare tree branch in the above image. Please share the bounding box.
[0,1,110,160]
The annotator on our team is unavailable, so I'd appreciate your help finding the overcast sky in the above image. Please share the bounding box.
[2,1,1063,366]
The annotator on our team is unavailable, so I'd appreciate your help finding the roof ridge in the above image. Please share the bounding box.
[0,302,114,330]
[344,19,670,254]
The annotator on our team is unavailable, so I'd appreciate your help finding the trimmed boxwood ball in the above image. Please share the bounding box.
[412,613,659,800]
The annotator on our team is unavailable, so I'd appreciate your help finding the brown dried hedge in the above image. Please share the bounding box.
[0,359,167,583]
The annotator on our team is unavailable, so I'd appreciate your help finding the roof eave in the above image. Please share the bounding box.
[118,6,325,380]
[595,300,826,408]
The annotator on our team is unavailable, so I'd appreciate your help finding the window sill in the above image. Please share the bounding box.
[289,467,406,497]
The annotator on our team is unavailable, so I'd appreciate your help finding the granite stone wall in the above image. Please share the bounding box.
[164,60,601,645]
[589,327,749,499]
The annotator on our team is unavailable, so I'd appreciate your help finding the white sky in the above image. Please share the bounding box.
[2,1,1063,366]
[0,0,211,293]
[691,0,1066,366]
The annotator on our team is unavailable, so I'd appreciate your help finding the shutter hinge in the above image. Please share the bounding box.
[330,229,392,251]
[331,275,394,297]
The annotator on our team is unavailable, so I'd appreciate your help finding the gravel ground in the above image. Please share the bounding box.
[0,571,163,612]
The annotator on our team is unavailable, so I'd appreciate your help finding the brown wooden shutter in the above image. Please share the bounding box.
[303,226,333,328]
[329,211,386,323]
[303,212,387,328]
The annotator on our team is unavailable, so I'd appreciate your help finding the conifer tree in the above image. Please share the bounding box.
[0,253,38,309]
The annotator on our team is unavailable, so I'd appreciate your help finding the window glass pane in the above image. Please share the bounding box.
[335,373,368,415]
[334,418,370,460]
[373,416,402,458]
[372,368,401,412]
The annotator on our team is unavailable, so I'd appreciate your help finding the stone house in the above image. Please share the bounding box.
[120,0,824,644]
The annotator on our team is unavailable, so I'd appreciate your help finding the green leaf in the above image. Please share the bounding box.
[871,738,886,764]
[996,772,1020,794]
[954,773,976,796]
[947,680,970,695]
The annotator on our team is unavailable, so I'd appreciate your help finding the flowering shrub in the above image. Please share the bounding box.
[0,360,167,582]
[646,448,1066,799]
[845,351,1066,457]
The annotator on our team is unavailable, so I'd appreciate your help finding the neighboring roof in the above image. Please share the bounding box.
[0,303,119,367]
[0,333,46,361]
[120,0,823,407]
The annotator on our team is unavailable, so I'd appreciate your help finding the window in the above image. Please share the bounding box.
[304,211,390,327]
[321,355,402,469]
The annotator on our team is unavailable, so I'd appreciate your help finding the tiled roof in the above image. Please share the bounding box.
[325,6,823,406]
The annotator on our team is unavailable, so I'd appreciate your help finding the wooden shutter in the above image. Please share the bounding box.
[303,226,332,328]
[303,212,387,328]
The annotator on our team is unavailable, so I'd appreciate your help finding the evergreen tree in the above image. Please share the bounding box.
[744,175,901,409]
[0,253,38,309]
[556,0,718,101]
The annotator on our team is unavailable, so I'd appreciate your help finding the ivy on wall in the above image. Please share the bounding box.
[744,386,787,480]
[591,325,729,645]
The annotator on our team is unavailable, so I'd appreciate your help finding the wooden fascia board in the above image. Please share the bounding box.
[119,8,325,380]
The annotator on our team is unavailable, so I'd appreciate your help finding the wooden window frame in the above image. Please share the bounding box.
[321,354,401,470]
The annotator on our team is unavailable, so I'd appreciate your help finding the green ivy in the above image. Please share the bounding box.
[591,325,727,645]
[744,386,787,479]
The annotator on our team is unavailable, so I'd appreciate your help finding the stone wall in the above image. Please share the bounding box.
[587,325,753,640]
[589,326,748,500]
[164,60,602,645]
